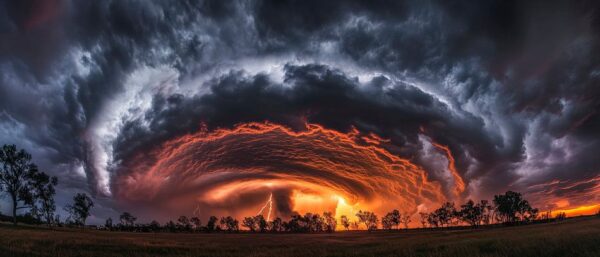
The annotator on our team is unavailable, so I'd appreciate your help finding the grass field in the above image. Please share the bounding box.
[1,216,599,257]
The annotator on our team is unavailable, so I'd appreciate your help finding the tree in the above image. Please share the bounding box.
[418,212,428,228]
[0,144,38,225]
[340,215,351,230]
[493,191,535,223]
[105,217,113,229]
[64,193,94,226]
[400,213,411,229]
[460,200,482,227]
[24,169,58,226]
[177,215,191,231]
[382,210,401,230]
[255,215,268,232]
[165,220,176,232]
[242,216,257,231]
[269,217,283,232]
[356,210,378,231]
[120,212,137,227]
[220,216,239,232]
[382,212,394,230]
[479,200,493,225]
[190,216,201,231]
[206,216,218,232]
[433,202,455,227]
[323,212,337,232]
[149,220,161,231]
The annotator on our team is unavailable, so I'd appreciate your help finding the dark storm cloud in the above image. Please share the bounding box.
[1,0,600,220]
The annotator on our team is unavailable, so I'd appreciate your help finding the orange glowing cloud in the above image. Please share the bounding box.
[114,122,447,221]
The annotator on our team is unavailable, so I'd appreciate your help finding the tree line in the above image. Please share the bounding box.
[0,144,586,232]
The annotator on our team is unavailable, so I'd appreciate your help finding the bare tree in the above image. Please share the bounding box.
[418,212,428,228]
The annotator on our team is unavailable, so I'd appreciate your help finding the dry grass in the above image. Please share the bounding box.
[1,216,599,257]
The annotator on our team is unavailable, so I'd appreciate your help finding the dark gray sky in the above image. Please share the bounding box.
[1,0,599,223]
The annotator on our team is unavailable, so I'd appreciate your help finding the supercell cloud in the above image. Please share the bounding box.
[1,0,599,222]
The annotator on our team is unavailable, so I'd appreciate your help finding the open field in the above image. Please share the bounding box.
[1,217,599,257]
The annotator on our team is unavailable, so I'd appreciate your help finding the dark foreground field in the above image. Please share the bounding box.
[1,217,599,257]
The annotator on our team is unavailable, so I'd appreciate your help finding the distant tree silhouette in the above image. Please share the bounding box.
[556,212,567,221]
[459,200,482,227]
[149,220,161,231]
[242,216,257,231]
[418,212,428,228]
[479,200,493,225]
[269,217,283,232]
[356,210,378,231]
[493,191,536,223]
[165,220,176,232]
[400,213,411,229]
[64,193,94,226]
[323,212,337,232]
[190,216,201,231]
[177,215,191,231]
[24,169,58,226]
[206,216,218,232]
[382,212,394,230]
[220,216,239,232]
[0,144,40,225]
[105,217,113,229]
[340,215,351,230]
[255,215,268,232]
[120,212,137,228]
[432,202,455,227]
[382,210,400,230]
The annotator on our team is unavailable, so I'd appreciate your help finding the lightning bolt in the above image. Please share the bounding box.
[257,193,273,221]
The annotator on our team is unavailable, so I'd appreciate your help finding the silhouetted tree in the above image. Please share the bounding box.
[556,212,567,221]
[149,220,161,231]
[427,212,439,228]
[494,191,534,223]
[418,212,428,228]
[64,193,94,226]
[242,216,257,231]
[165,220,176,232]
[255,215,268,232]
[206,216,218,232]
[460,200,482,227]
[340,215,351,230]
[269,217,283,232]
[177,215,191,231]
[120,212,137,228]
[105,217,113,229]
[400,213,411,229]
[23,170,58,226]
[479,200,493,225]
[220,216,239,232]
[0,144,38,225]
[190,216,201,231]
[356,210,378,231]
[433,202,455,227]
[323,212,336,232]
[382,210,400,230]
[382,212,394,230]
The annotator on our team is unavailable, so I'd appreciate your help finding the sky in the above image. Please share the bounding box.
[1,0,599,225]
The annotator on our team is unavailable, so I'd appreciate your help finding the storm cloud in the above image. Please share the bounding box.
[1,0,599,222]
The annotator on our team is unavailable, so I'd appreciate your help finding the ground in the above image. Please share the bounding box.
[1,216,599,257]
